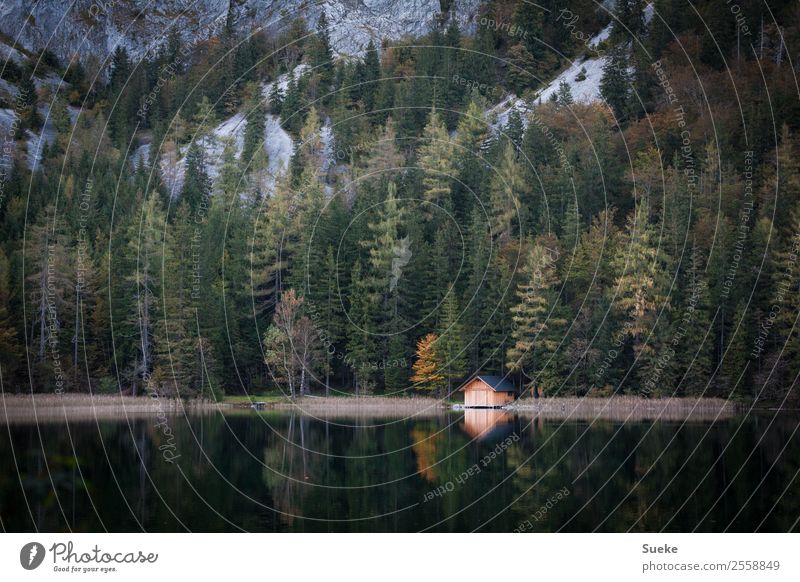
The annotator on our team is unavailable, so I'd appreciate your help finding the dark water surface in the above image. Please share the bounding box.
[1,410,798,532]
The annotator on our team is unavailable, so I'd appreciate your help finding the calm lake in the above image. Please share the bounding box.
[1,409,798,532]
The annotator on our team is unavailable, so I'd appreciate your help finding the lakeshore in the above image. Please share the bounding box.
[0,393,753,422]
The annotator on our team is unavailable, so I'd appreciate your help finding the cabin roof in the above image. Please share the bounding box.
[461,374,517,393]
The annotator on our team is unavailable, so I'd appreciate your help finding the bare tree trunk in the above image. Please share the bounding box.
[73,283,79,385]
[38,266,47,360]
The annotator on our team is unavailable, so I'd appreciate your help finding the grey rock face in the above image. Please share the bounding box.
[0,0,481,65]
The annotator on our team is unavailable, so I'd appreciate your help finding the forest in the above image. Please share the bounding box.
[0,0,798,403]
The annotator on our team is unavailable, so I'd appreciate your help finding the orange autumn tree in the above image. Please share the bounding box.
[411,333,445,393]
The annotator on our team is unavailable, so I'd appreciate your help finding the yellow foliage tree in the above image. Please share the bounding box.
[411,333,445,393]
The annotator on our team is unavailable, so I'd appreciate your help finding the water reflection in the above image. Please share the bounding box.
[461,409,515,441]
[0,411,798,532]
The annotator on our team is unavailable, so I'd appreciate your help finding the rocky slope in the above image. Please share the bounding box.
[0,0,481,64]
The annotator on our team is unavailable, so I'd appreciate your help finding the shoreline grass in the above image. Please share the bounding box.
[0,393,785,423]
[510,396,741,421]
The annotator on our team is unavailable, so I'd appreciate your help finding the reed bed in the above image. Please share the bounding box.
[511,396,740,422]
[0,393,745,424]
[0,393,227,422]
[271,396,449,418]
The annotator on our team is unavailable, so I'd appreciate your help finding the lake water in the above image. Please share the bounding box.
[1,409,798,532]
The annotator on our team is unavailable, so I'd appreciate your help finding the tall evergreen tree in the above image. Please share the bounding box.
[489,142,526,241]
[600,43,631,122]
[507,242,569,396]
[417,109,456,218]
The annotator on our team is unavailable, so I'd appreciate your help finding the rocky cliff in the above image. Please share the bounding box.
[0,0,482,64]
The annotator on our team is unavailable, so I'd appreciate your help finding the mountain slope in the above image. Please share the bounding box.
[0,0,482,63]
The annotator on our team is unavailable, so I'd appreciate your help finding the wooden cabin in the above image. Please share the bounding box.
[458,374,517,408]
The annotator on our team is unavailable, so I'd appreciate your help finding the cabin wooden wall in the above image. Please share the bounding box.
[462,379,515,407]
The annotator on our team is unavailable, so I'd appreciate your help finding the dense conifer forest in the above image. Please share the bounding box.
[0,0,799,404]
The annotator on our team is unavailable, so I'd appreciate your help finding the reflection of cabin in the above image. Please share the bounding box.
[462,409,514,441]
[459,374,517,408]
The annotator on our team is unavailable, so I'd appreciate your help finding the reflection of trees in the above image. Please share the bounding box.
[262,414,314,523]
[410,424,443,482]
[2,414,800,531]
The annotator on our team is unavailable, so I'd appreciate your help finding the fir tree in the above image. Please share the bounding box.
[556,80,574,107]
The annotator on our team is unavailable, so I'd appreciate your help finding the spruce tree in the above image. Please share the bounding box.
[600,43,631,121]
[437,292,468,393]
[311,12,334,93]
[346,259,377,394]
[268,81,284,115]
[242,100,267,169]
[362,40,381,113]
[180,142,212,212]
